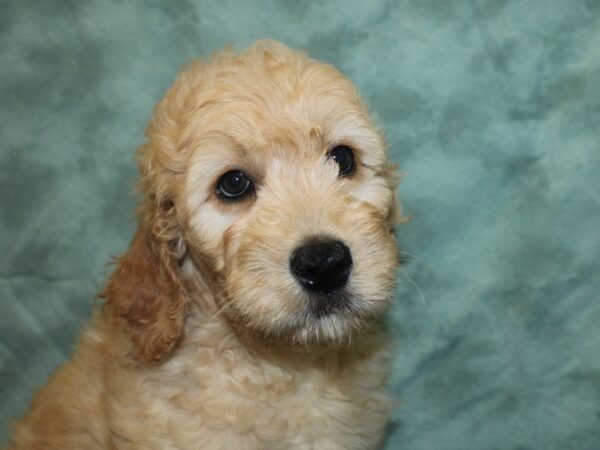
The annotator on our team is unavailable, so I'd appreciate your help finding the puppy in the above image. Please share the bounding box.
[8,40,401,450]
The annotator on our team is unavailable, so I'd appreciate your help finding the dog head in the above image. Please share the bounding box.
[102,41,401,362]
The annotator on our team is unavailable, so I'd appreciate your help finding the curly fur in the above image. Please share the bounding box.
[7,40,402,450]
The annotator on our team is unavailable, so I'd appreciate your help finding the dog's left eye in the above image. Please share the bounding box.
[216,170,254,200]
[328,145,355,177]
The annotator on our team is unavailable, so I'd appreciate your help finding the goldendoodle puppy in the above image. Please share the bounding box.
[8,40,402,450]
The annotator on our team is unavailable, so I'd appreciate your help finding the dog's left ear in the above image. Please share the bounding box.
[100,199,188,363]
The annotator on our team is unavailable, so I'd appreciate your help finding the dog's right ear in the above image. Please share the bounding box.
[100,203,188,364]
[98,59,202,362]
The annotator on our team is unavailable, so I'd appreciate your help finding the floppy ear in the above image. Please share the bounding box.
[99,58,202,362]
[100,201,188,363]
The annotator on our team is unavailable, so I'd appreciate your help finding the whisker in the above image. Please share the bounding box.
[398,250,422,265]
[210,299,232,320]
[209,286,232,320]
[399,269,427,307]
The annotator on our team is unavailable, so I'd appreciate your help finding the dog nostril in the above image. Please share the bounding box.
[289,240,353,293]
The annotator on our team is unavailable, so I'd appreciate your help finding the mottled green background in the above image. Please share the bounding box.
[1,0,599,448]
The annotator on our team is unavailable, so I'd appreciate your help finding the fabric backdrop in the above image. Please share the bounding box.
[1,1,599,448]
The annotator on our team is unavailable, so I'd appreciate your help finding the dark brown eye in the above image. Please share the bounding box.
[329,145,355,177]
[216,170,253,200]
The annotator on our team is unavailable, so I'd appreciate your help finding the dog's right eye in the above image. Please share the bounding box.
[216,170,254,200]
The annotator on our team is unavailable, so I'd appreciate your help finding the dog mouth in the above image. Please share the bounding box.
[277,290,379,346]
[302,289,354,318]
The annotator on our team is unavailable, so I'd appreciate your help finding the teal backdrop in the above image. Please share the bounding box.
[1,1,599,448]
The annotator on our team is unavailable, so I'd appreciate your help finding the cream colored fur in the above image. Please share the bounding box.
[8,40,402,450]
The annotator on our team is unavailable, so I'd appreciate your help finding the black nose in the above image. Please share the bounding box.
[290,240,353,293]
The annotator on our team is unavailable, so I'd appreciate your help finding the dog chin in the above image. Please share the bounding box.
[269,293,380,348]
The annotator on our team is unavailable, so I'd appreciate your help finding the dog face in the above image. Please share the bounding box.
[102,41,400,361]
[180,43,399,346]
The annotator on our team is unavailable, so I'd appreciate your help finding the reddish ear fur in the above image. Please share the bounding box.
[100,210,188,363]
